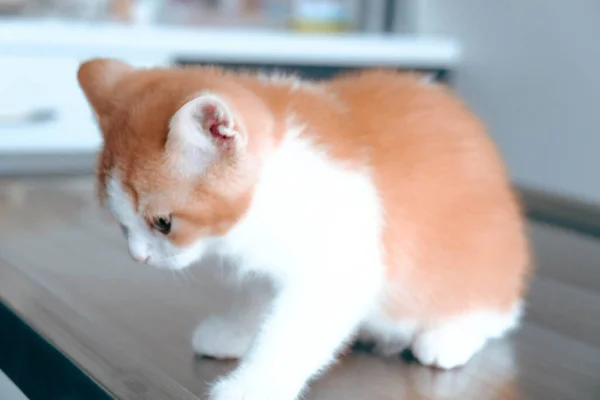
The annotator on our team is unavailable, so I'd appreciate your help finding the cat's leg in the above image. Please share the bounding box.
[192,285,270,360]
[207,260,382,400]
[411,302,523,370]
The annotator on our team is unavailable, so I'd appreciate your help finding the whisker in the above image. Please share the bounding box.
[169,268,180,285]
[180,270,189,285]
[184,268,197,282]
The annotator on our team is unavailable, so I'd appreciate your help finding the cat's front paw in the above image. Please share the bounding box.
[192,315,253,360]
[208,373,302,400]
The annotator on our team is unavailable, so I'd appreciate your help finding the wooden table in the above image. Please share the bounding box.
[1,177,599,400]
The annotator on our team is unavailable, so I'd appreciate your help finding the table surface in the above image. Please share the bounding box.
[0,177,599,400]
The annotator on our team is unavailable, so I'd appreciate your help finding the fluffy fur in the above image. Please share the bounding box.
[77,59,531,400]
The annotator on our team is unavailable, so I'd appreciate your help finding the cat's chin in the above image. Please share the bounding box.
[143,242,207,271]
[144,256,196,271]
[156,263,190,272]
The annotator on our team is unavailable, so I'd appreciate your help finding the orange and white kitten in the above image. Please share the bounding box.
[78,59,531,400]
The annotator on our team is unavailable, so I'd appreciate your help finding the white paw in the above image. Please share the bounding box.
[192,315,254,360]
[411,307,523,369]
[411,328,485,369]
[208,374,302,400]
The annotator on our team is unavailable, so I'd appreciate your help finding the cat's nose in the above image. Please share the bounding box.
[128,248,148,263]
[128,241,149,263]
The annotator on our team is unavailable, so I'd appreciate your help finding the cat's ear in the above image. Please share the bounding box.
[77,58,134,117]
[167,93,247,173]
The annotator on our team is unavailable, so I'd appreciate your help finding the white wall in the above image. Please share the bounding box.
[416,0,599,203]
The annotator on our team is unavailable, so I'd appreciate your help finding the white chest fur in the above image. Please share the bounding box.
[216,136,387,289]
[199,136,389,400]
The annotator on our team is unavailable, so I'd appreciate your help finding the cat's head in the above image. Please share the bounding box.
[77,59,275,270]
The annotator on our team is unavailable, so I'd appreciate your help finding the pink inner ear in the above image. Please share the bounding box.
[208,121,223,138]
[201,104,234,141]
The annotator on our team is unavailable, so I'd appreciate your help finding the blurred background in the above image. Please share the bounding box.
[1,2,599,400]
[0,0,596,205]
[0,0,456,177]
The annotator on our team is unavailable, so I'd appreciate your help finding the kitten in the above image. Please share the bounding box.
[77,59,531,400]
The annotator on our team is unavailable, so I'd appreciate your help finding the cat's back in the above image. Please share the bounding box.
[316,69,514,205]
[325,69,500,170]
[318,70,530,316]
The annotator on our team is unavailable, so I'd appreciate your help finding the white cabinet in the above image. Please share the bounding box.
[0,56,100,154]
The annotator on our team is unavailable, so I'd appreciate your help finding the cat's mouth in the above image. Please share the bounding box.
[144,257,189,271]
[140,250,200,271]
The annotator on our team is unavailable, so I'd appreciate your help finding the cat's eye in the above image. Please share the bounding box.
[152,216,171,235]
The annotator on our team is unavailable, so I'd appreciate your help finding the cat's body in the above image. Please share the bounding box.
[78,60,531,400]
